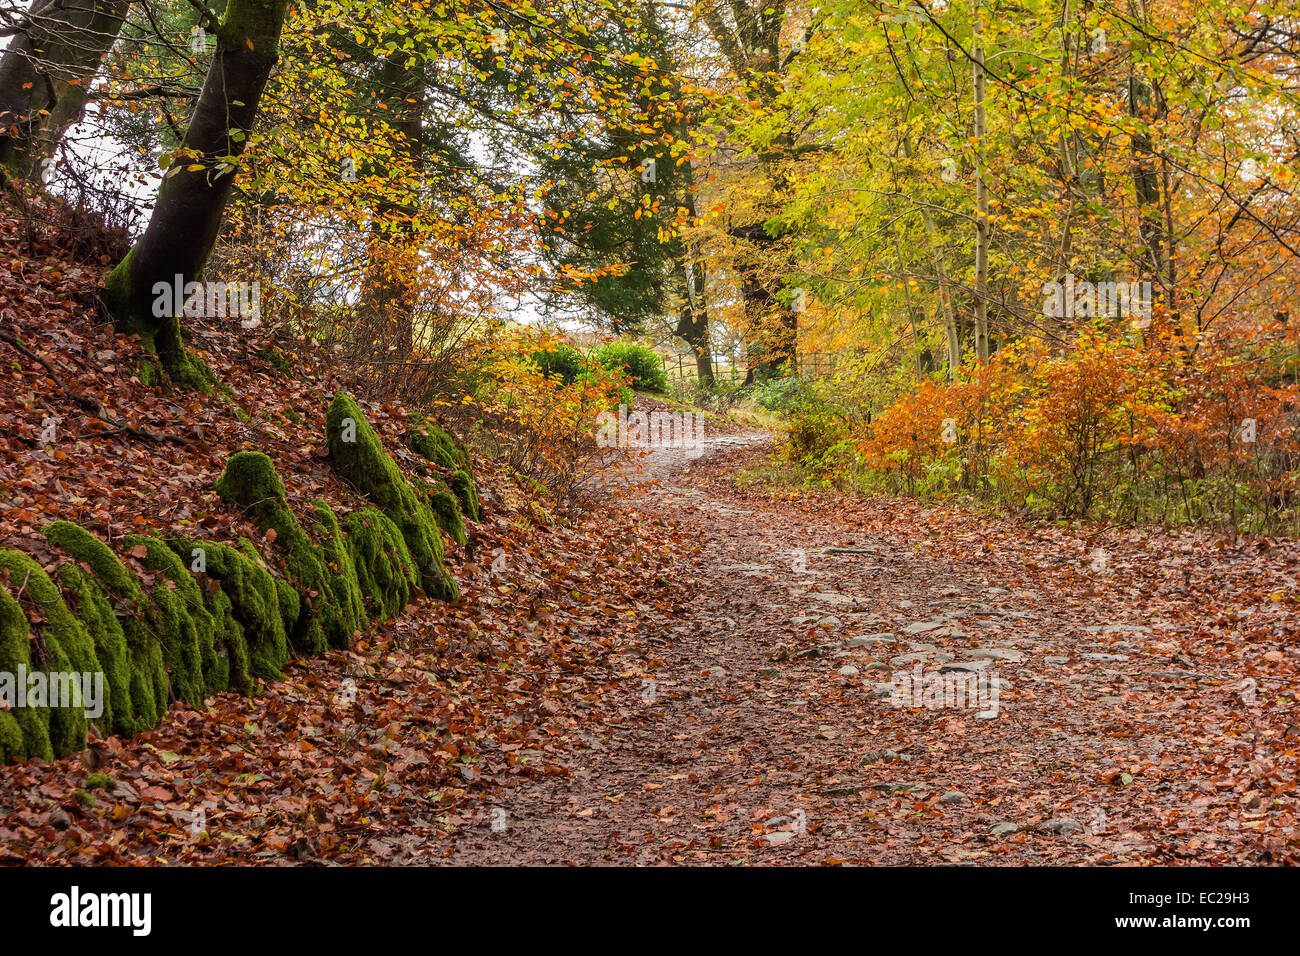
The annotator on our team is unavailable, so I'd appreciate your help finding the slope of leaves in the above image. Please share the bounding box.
[0,197,456,557]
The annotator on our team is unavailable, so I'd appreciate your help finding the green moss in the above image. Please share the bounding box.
[100,247,140,336]
[55,563,149,736]
[43,522,170,731]
[0,709,24,764]
[102,249,215,392]
[169,539,288,684]
[257,346,293,374]
[138,359,162,387]
[176,352,216,392]
[214,453,364,651]
[204,587,252,694]
[215,0,288,71]
[408,418,481,522]
[327,394,458,603]
[71,788,96,808]
[427,484,467,546]
[407,419,469,472]
[0,579,52,761]
[274,578,299,635]
[0,551,98,754]
[233,537,297,645]
[213,452,290,534]
[309,500,368,639]
[85,772,114,791]
[124,535,223,701]
[450,469,482,523]
[343,506,419,620]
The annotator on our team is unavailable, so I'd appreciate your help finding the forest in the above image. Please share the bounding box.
[0,0,1296,883]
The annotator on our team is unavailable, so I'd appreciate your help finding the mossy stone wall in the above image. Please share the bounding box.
[0,396,479,763]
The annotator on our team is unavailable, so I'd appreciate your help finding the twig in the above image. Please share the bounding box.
[0,323,190,445]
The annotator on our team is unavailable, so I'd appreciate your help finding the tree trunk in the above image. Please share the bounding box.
[0,0,130,181]
[737,265,796,383]
[731,222,796,384]
[697,2,799,384]
[1129,70,1166,291]
[901,134,962,376]
[357,49,424,359]
[674,190,713,388]
[100,0,289,387]
[971,2,991,362]
[674,259,714,388]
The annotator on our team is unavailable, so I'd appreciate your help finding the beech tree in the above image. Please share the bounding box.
[696,0,807,382]
[100,0,289,386]
[0,0,131,180]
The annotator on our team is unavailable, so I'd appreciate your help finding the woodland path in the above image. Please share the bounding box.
[443,436,1297,866]
[3,433,1293,866]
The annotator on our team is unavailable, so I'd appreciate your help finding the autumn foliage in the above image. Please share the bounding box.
[841,323,1300,530]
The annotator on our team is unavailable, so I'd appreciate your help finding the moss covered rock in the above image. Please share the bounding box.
[0,405,484,764]
[0,551,101,754]
[343,506,419,620]
[214,452,365,652]
[169,538,289,684]
[309,501,368,633]
[43,522,169,733]
[427,484,467,546]
[124,535,225,700]
[408,419,481,523]
[200,583,250,695]
[408,418,470,472]
[327,394,458,603]
[450,469,482,523]
[212,450,292,536]
[55,563,149,736]
[0,574,53,762]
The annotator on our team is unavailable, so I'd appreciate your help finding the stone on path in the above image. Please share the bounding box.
[968,647,1026,662]
[1044,818,1083,835]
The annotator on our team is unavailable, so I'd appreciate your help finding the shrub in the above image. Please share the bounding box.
[594,342,668,392]
[778,399,854,475]
[577,368,633,410]
[531,344,585,384]
[995,332,1172,516]
[749,376,810,413]
[851,323,1300,530]
[476,335,633,512]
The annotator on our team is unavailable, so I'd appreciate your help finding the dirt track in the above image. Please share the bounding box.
[444,437,1297,865]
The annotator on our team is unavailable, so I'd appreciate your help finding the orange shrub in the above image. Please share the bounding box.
[995,331,1173,515]
[854,324,1300,528]
[472,331,632,508]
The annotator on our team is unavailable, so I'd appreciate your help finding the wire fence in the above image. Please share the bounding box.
[660,349,860,399]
